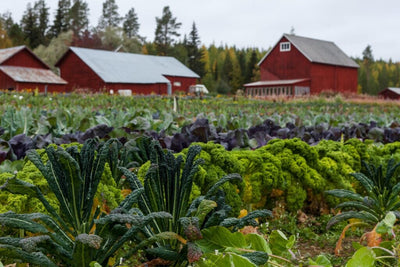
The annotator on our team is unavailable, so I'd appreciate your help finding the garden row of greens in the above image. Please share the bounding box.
[2,136,399,217]
[2,93,400,163]
[1,135,399,265]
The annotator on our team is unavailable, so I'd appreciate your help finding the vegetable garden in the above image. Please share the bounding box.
[1,91,400,266]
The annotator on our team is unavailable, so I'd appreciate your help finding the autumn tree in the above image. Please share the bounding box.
[123,8,140,39]
[154,6,181,55]
[98,0,121,30]
[0,21,12,48]
[49,0,71,38]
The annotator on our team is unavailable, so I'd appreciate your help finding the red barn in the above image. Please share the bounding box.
[0,46,67,92]
[378,87,400,100]
[55,47,200,94]
[244,34,359,96]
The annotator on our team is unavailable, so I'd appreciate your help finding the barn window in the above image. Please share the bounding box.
[173,82,181,87]
[280,42,291,52]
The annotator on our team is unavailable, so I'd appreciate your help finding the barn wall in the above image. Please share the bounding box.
[164,75,197,93]
[57,51,105,92]
[259,36,311,80]
[310,63,358,94]
[104,83,167,95]
[14,82,66,93]
[379,90,400,100]
[0,71,16,90]
[3,49,48,69]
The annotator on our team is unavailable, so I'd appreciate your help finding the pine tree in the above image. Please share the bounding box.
[154,6,181,56]
[122,8,139,39]
[245,50,258,83]
[34,0,50,45]
[21,3,40,48]
[70,0,89,37]
[98,0,121,30]
[186,22,205,77]
[50,0,71,38]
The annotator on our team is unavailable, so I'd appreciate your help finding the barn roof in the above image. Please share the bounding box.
[57,47,199,84]
[259,34,359,68]
[0,66,67,84]
[0,46,50,69]
[380,87,400,95]
[244,78,309,87]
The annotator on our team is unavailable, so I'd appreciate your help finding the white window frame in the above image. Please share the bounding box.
[280,42,291,52]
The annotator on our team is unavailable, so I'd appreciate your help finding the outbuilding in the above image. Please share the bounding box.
[378,87,400,100]
[55,47,200,94]
[0,46,67,93]
[244,34,359,97]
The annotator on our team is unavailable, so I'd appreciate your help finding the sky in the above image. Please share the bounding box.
[2,0,400,61]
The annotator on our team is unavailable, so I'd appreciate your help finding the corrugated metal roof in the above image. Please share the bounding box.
[0,46,25,64]
[0,66,67,84]
[68,47,199,84]
[244,78,309,87]
[259,34,359,68]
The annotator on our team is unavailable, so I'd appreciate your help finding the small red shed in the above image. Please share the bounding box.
[55,47,200,94]
[378,87,400,100]
[0,46,67,92]
[244,34,359,96]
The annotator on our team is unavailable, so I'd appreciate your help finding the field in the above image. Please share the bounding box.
[1,91,400,266]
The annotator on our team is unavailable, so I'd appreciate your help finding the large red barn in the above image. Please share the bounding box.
[55,47,200,94]
[244,34,359,96]
[0,46,67,93]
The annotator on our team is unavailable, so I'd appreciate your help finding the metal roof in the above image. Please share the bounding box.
[0,66,67,84]
[384,87,400,95]
[259,34,359,68]
[66,47,199,84]
[244,78,309,87]
[0,46,25,64]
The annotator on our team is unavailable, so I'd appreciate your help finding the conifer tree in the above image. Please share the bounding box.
[154,6,181,56]
[186,22,205,77]
[70,0,89,37]
[123,8,139,39]
[98,0,121,30]
[50,0,71,38]
[34,0,50,45]
[21,3,40,48]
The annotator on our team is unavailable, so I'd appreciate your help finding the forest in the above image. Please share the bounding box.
[0,0,399,95]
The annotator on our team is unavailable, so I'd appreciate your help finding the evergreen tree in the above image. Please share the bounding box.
[34,0,50,45]
[70,0,89,37]
[50,0,71,38]
[362,45,375,94]
[122,8,140,38]
[186,22,205,77]
[245,50,258,83]
[154,6,181,56]
[98,0,121,30]
[21,3,40,48]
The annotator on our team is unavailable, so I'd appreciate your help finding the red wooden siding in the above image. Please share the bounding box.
[164,75,197,93]
[0,71,65,92]
[58,51,104,92]
[104,83,167,94]
[2,49,48,69]
[260,36,311,81]
[255,35,358,95]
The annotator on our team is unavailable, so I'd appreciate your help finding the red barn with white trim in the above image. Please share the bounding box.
[245,34,359,96]
[55,47,199,94]
[0,46,67,92]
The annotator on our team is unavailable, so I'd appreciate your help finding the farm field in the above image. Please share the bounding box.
[1,92,400,266]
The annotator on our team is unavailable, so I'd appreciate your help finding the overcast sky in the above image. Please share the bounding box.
[3,0,400,61]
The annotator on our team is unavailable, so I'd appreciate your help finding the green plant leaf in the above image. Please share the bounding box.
[309,254,332,267]
[376,211,396,235]
[196,226,246,253]
[269,230,296,256]
[194,252,257,267]
[346,247,375,267]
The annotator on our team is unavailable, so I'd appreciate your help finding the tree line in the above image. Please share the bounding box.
[0,0,397,95]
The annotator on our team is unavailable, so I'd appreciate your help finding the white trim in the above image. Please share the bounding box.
[280,42,291,52]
